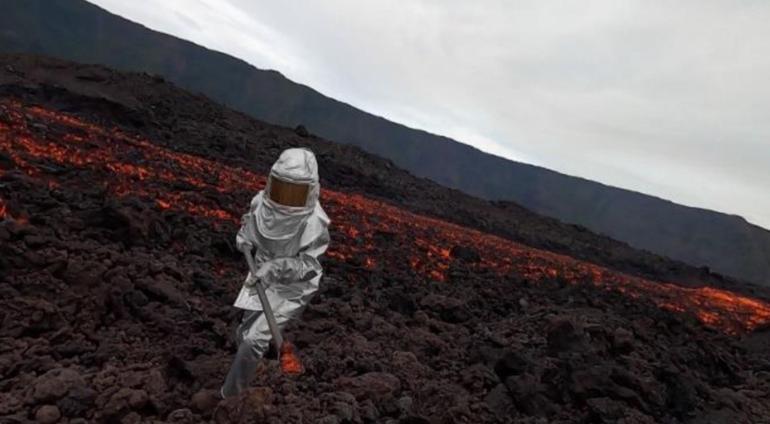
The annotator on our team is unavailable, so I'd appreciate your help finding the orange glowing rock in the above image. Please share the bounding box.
[280,341,303,375]
[0,196,26,224]
[364,257,376,269]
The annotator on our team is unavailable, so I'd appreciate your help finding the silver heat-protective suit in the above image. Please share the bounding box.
[221,148,330,398]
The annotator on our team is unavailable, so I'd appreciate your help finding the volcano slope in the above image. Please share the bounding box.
[1,55,770,423]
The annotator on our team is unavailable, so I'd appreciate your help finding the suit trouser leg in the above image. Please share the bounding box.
[221,311,269,398]
[221,297,308,397]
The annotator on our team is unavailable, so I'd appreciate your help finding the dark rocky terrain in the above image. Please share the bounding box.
[2,54,770,423]
[3,0,769,286]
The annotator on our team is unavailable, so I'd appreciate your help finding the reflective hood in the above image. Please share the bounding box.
[256,148,320,240]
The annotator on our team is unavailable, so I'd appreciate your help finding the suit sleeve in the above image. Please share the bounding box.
[235,194,262,252]
[268,216,330,284]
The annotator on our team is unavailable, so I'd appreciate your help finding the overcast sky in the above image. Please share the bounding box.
[90,0,770,229]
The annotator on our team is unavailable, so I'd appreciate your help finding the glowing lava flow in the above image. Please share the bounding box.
[280,341,304,375]
[1,100,770,334]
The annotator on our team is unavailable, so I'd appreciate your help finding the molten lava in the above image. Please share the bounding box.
[0,194,28,224]
[279,341,304,375]
[2,99,770,334]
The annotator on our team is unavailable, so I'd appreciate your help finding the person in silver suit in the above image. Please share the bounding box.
[221,147,330,398]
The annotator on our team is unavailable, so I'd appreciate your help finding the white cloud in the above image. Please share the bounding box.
[90,0,770,228]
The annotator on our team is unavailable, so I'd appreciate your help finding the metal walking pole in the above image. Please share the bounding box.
[242,250,284,352]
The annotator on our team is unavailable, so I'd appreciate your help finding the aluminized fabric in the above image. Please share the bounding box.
[222,148,330,397]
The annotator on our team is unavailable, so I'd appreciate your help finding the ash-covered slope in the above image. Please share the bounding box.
[2,55,770,423]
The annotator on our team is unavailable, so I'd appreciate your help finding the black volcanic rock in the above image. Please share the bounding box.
[451,245,481,263]
[494,351,532,380]
[546,316,587,355]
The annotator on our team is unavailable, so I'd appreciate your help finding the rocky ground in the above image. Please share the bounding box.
[1,54,770,423]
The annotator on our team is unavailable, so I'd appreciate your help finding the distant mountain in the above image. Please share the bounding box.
[2,0,768,286]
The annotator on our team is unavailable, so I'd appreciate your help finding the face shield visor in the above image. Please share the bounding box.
[267,175,311,208]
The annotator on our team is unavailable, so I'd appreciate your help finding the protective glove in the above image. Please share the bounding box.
[243,271,265,297]
[242,260,281,295]
[243,255,320,297]
[243,271,258,288]
[254,260,283,283]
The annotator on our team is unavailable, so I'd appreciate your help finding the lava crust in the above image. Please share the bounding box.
[1,55,770,423]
